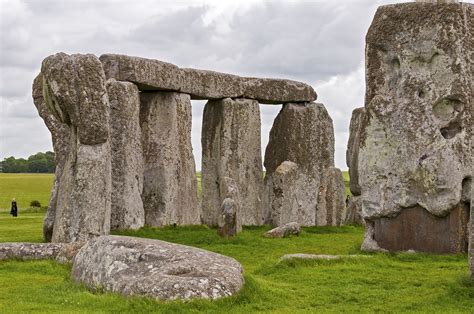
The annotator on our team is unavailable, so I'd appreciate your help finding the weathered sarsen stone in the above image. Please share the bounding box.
[317,167,346,226]
[201,98,263,226]
[346,107,365,196]
[359,2,473,253]
[107,80,144,230]
[263,102,337,226]
[0,242,84,263]
[469,184,474,280]
[264,222,301,238]
[218,177,242,237]
[72,235,244,300]
[140,92,199,226]
[100,54,316,104]
[32,74,70,242]
[41,52,112,243]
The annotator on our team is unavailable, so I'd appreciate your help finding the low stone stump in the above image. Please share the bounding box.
[279,254,372,262]
[71,235,244,300]
[0,242,84,263]
[264,222,301,238]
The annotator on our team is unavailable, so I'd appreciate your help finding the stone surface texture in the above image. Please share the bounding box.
[263,102,337,226]
[346,107,365,196]
[317,167,346,226]
[264,222,301,238]
[345,196,364,225]
[359,2,473,252]
[33,73,71,242]
[279,254,372,261]
[41,53,112,243]
[72,235,244,300]
[201,98,263,226]
[107,80,145,230]
[217,177,242,237]
[470,184,474,280]
[0,242,84,263]
[140,92,199,226]
[100,54,316,104]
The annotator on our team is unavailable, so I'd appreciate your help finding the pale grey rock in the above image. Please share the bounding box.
[140,92,199,226]
[346,107,365,196]
[360,221,387,253]
[71,235,244,300]
[180,68,245,100]
[243,78,317,104]
[107,80,144,230]
[470,183,474,280]
[218,198,240,238]
[359,2,473,253]
[32,73,70,242]
[0,242,84,263]
[99,54,316,103]
[201,98,263,226]
[100,54,182,92]
[345,195,364,225]
[218,177,242,237]
[263,102,335,226]
[264,222,301,238]
[264,161,306,226]
[317,167,346,226]
[42,53,110,145]
[416,0,458,3]
[41,52,112,243]
[279,254,372,262]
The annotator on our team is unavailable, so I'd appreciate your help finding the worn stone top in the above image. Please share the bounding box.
[100,54,317,104]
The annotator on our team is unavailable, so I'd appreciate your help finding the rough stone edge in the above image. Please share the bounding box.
[99,54,317,103]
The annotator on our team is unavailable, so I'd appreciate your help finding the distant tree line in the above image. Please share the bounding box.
[1,152,55,173]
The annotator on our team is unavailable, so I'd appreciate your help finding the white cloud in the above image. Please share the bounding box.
[3,0,460,170]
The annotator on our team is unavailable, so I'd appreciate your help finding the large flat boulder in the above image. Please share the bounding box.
[201,98,263,226]
[263,102,336,226]
[100,54,316,104]
[359,2,473,252]
[107,80,145,230]
[140,92,200,226]
[71,235,244,300]
[41,53,112,243]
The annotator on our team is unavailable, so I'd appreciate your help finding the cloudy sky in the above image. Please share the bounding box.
[2,0,456,170]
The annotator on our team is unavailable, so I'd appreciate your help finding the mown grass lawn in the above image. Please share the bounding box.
[0,173,472,313]
[0,173,54,210]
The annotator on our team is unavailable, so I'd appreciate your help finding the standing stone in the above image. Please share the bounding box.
[41,52,112,243]
[140,92,199,226]
[218,198,240,238]
[345,196,364,225]
[201,98,263,226]
[469,183,474,280]
[107,80,144,230]
[359,2,473,252]
[217,177,242,237]
[32,73,70,242]
[346,107,365,196]
[317,167,346,226]
[263,102,335,226]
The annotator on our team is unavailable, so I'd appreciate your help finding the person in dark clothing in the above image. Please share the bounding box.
[10,199,18,217]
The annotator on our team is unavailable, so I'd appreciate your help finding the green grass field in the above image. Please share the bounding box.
[0,173,54,210]
[0,173,472,313]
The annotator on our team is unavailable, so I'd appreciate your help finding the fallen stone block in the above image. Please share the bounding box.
[72,235,244,300]
[264,222,301,238]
